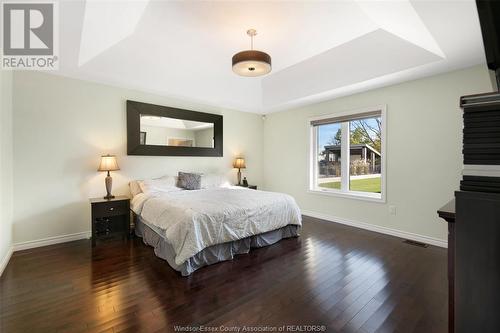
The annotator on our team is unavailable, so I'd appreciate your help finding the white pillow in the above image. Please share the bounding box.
[139,176,181,194]
[201,174,231,189]
[129,180,142,197]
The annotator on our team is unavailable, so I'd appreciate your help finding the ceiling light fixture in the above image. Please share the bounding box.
[232,29,271,77]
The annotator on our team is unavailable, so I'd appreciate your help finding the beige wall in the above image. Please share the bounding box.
[1,69,14,272]
[9,65,495,246]
[12,71,264,243]
[263,65,494,242]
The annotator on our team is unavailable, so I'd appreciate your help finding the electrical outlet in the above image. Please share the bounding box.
[389,205,397,215]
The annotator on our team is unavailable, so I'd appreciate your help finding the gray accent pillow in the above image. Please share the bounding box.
[178,172,202,190]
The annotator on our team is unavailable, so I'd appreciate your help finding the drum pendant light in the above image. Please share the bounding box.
[232,29,272,77]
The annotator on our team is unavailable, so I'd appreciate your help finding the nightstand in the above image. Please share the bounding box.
[237,184,257,190]
[90,196,130,247]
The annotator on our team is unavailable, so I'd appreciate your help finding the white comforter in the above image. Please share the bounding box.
[132,187,302,265]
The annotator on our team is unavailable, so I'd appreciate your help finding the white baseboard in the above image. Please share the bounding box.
[302,210,447,248]
[0,246,13,276]
[13,231,91,252]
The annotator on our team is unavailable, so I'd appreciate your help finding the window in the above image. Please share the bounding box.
[309,107,386,202]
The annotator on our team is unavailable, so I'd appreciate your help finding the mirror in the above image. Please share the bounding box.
[140,115,214,148]
[127,100,223,156]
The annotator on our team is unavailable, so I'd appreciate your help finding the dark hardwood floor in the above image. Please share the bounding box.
[0,217,448,333]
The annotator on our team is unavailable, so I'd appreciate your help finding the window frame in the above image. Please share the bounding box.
[308,105,387,203]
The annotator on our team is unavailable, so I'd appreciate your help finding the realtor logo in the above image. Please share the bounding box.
[2,2,58,69]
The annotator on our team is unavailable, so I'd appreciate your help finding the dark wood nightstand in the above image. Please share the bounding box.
[237,184,257,190]
[90,196,130,247]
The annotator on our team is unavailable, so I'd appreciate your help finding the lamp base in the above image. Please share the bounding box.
[104,174,114,200]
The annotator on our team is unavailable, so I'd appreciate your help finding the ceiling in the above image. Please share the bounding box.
[56,0,486,114]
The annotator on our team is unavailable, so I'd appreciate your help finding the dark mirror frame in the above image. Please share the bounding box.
[127,100,223,157]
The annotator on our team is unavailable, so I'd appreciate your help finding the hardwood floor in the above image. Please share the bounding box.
[0,217,448,333]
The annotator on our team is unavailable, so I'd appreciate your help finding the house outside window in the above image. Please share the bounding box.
[309,106,386,202]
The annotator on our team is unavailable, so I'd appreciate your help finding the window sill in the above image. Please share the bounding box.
[307,188,386,203]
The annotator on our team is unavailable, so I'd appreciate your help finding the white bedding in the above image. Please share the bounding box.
[133,186,302,265]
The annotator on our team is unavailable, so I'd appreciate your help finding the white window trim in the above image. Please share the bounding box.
[307,105,387,203]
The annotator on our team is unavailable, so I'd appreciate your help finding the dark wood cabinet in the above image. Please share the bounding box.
[446,91,500,333]
[438,199,456,333]
[455,191,500,333]
[90,196,130,247]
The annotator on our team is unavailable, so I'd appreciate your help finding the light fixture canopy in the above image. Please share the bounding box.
[232,29,271,77]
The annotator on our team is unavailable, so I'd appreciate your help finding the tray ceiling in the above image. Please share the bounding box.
[54,0,486,113]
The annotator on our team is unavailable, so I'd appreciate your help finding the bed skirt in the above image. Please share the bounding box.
[135,217,300,276]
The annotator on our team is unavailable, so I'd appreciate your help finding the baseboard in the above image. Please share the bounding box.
[302,210,448,248]
[0,246,13,276]
[13,231,91,252]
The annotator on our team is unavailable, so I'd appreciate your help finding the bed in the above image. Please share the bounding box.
[130,175,302,276]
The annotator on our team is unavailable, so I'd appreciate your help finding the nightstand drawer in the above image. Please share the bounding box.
[92,200,129,217]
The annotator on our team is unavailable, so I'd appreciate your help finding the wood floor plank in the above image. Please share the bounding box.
[0,216,447,333]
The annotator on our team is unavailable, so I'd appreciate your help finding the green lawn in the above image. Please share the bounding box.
[319,177,381,193]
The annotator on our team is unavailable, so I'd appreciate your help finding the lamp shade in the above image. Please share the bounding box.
[232,29,272,77]
[233,157,246,169]
[232,50,272,77]
[98,155,120,172]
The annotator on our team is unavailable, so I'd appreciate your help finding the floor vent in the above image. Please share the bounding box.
[403,239,429,248]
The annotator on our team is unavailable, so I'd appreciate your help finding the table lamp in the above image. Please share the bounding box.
[233,157,246,185]
[98,154,120,199]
